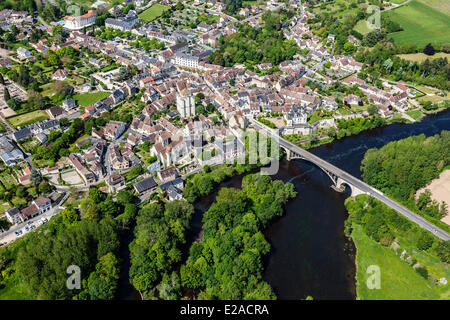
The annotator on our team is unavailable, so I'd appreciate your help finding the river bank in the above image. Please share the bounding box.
[116,108,450,300]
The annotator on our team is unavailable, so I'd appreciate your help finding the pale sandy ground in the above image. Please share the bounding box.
[62,171,84,185]
[417,170,450,225]
[266,117,286,128]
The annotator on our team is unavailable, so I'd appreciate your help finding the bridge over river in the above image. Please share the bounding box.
[249,118,450,241]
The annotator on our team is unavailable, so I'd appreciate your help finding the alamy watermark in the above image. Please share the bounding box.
[66,265,81,290]
[366,5,381,30]
[366,265,381,290]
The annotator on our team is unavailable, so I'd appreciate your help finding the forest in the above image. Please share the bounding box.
[0,187,138,299]
[181,174,296,299]
[361,131,450,223]
[128,200,194,299]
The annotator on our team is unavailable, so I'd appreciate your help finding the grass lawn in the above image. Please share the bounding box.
[354,20,373,35]
[384,0,450,47]
[6,110,49,128]
[72,91,110,107]
[418,93,450,104]
[138,3,170,22]
[406,109,424,120]
[0,202,10,214]
[397,52,450,63]
[352,224,442,299]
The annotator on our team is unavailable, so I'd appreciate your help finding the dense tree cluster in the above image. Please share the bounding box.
[209,11,298,67]
[361,131,450,221]
[181,174,296,299]
[129,200,194,298]
[355,42,450,91]
[31,118,85,165]
[335,116,386,139]
[0,212,120,299]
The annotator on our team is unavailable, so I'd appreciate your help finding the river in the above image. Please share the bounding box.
[118,109,450,300]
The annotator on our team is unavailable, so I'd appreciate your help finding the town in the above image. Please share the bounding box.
[0,0,449,303]
[0,0,448,244]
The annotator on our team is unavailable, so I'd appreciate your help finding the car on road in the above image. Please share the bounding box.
[25,226,30,231]
[43,218,48,223]
[30,225,36,230]
[15,230,22,236]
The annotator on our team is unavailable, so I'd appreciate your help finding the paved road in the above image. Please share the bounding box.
[0,192,70,245]
[249,118,450,241]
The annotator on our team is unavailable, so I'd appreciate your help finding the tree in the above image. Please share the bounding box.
[3,87,10,102]
[89,187,104,204]
[116,190,133,206]
[423,43,435,56]
[86,252,120,300]
[416,231,434,251]
[367,105,378,115]
[38,181,52,194]
[435,240,450,263]
[30,169,42,187]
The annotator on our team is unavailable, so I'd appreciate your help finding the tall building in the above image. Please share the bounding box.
[64,10,96,30]
[176,91,196,118]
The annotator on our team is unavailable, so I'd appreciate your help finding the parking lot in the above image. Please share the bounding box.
[13,216,49,238]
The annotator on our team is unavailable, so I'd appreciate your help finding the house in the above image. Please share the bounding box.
[36,133,47,144]
[17,47,32,60]
[62,98,77,111]
[5,207,21,224]
[239,7,250,17]
[106,173,126,193]
[47,106,65,119]
[19,204,39,222]
[104,10,138,31]
[64,10,97,30]
[197,23,212,32]
[12,127,32,142]
[133,176,157,195]
[69,154,96,184]
[52,69,68,81]
[157,166,179,183]
[104,120,126,140]
[169,41,188,53]
[0,136,23,166]
[343,94,362,106]
[33,197,51,213]
[173,53,199,69]
[158,177,184,201]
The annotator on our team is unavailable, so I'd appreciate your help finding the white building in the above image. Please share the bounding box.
[17,47,32,59]
[64,10,96,30]
[176,92,196,118]
[173,53,199,69]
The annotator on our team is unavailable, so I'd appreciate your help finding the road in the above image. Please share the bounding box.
[249,118,450,241]
[0,192,70,245]
[184,3,238,23]
[37,16,51,29]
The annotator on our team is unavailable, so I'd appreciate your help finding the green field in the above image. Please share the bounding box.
[384,0,450,47]
[138,4,170,22]
[354,19,373,35]
[352,224,448,299]
[7,110,49,128]
[397,52,450,63]
[406,109,424,120]
[72,91,110,107]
